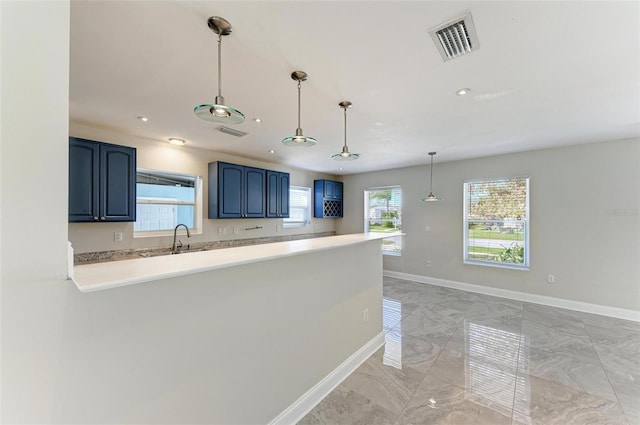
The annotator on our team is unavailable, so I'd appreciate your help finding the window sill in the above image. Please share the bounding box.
[464,259,529,271]
[282,223,311,229]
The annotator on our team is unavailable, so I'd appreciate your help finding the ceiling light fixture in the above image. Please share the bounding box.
[137,116,149,122]
[282,71,316,147]
[456,88,471,96]
[194,16,244,124]
[332,101,359,161]
[168,138,186,146]
[421,152,443,202]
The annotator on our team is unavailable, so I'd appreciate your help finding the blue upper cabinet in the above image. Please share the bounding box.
[209,162,267,219]
[266,170,290,218]
[217,163,243,217]
[244,166,267,218]
[324,180,343,200]
[69,137,136,223]
[314,179,344,218]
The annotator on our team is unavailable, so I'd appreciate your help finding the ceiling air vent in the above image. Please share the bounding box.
[429,12,479,62]
[217,126,248,137]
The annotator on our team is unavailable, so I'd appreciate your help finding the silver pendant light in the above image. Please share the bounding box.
[332,101,359,161]
[282,71,317,147]
[194,16,245,124]
[421,152,443,202]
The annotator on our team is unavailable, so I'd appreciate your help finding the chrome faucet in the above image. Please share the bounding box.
[172,224,191,254]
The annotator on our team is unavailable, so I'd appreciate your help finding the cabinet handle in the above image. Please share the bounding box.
[93,216,99,221]
[100,216,106,221]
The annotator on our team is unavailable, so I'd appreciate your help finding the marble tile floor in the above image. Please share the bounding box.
[299,277,640,425]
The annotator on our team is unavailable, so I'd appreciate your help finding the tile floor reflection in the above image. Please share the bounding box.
[298,276,638,425]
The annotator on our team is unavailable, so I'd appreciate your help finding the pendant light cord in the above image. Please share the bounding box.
[343,106,348,149]
[297,80,302,129]
[429,154,434,192]
[217,34,222,97]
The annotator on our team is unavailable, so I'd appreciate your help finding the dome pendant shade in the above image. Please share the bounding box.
[421,152,443,202]
[282,71,317,147]
[332,101,359,161]
[194,16,245,124]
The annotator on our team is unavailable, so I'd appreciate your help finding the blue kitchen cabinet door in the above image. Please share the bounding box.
[266,171,290,218]
[216,162,243,218]
[324,180,343,200]
[209,162,266,218]
[100,144,136,221]
[69,138,136,222]
[244,166,266,218]
[69,138,100,222]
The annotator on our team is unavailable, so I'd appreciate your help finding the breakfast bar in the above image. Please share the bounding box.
[71,232,396,292]
[64,233,393,424]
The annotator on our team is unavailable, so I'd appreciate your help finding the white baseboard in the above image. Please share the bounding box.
[269,331,385,425]
[383,270,640,323]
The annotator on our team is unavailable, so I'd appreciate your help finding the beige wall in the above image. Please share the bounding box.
[338,138,640,311]
[68,123,337,253]
[1,0,70,282]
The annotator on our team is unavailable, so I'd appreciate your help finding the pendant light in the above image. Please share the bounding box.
[282,71,317,147]
[332,101,359,161]
[421,152,443,202]
[194,16,245,124]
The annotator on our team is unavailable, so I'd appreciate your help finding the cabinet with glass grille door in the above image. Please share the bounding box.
[314,179,343,218]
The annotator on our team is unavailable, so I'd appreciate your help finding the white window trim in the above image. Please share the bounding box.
[463,177,530,270]
[134,169,203,238]
[283,186,311,228]
[364,185,403,256]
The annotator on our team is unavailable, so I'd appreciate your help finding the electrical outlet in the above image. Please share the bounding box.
[114,232,123,242]
[547,274,555,283]
[218,227,227,236]
[233,227,240,235]
[425,225,431,232]
[363,308,369,323]
[426,260,431,267]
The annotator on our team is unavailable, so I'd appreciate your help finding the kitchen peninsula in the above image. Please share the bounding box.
[68,233,397,424]
[71,233,395,292]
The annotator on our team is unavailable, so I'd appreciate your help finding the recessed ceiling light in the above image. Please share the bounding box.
[168,138,186,146]
[254,118,263,123]
[339,167,344,170]
[138,116,149,122]
[268,149,275,154]
[456,88,471,96]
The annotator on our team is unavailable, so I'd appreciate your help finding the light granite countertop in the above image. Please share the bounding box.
[71,233,402,293]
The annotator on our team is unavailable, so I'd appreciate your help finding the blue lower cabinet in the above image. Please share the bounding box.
[314,179,343,218]
[69,137,136,223]
[209,162,266,219]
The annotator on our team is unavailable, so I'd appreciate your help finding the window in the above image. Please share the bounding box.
[365,186,402,255]
[134,169,202,236]
[464,177,529,269]
[283,186,311,228]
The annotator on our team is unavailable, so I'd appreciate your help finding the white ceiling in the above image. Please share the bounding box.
[69,1,640,175]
